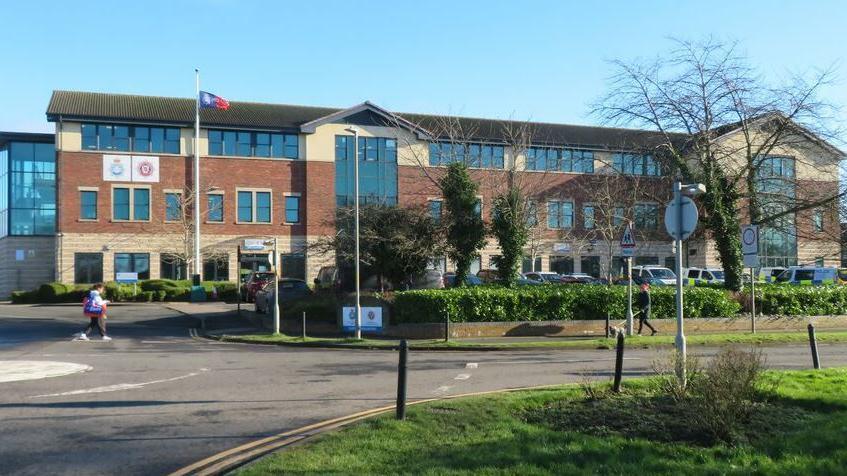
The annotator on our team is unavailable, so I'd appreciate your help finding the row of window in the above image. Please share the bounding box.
[82,124,181,154]
[208,130,299,158]
[612,153,662,176]
[73,252,307,283]
[78,188,301,224]
[427,198,661,230]
[428,143,505,168]
[335,135,399,206]
[525,147,594,173]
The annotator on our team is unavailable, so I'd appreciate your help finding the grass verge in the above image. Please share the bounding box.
[217,330,847,350]
[238,368,847,475]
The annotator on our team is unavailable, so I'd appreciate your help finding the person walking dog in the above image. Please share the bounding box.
[637,282,657,336]
[75,283,112,341]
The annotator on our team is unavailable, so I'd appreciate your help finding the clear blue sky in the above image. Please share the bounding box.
[2,0,845,134]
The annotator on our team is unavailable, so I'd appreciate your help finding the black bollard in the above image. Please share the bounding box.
[605,312,611,339]
[444,311,450,342]
[396,340,408,420]
[302,311,307,339]
[613,332,625,393]
[808,323,821,370]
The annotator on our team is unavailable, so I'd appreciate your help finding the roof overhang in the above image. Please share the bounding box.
[299,101,432,138]
[0,131,54,148]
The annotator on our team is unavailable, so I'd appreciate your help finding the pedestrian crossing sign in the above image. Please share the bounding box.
[620,224,636,256]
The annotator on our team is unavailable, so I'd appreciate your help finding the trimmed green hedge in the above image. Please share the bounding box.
[393,285,742,324]
[748,286,847,316]
[10,279,238,304]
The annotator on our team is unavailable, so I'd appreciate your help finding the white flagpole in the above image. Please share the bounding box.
[193,69,202,285]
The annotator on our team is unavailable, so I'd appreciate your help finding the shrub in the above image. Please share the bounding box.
[154,290,167,302]
[283,295,339,322]
[37,282,74,303]
[10,290,38,304]
[393,285,741,324]
[747,285,847,316]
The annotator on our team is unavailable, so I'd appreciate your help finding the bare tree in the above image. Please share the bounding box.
[594,37,844,289]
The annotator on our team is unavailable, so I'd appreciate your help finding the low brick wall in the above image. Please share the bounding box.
[383,315,847,339]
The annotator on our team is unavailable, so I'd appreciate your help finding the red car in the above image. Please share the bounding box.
[241,272,275,302]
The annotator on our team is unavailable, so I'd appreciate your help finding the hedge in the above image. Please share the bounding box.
[746,286,847,316]
[10,279,238,304]
[392,285,742,324]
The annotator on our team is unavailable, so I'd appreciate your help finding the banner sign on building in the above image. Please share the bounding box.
[103,155,132,181]
[342,306,383,331]
[553,243,571,253]
[242,239,265,250]
[102,155,159,182]
[131,156,159,182]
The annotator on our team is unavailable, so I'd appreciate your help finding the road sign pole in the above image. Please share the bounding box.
[750,267,756,334]
[626,256,633,336]
[673,181,687,388]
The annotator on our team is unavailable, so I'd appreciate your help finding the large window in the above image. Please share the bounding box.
[583,204,595,229]
[82,123,180,154]
[208,130,298,158]
[113,186,150,221]
[580,256,601,278]
[280,253,306,280]
[429,200,443,224]
[550,256,574,275]
[207,193,224,222]
[612,153,661,176]
[335,135,398,206]
[522,256,542,273]
[165,192,182,221]
[237,190,272,223]
[80,190,98,220]
[114,253,150,280]
[160,254,187,280]
[284,195,300,223]
[203,256,229,281]
[525,147,594,173]
[547,200,574,229]
[756,157,798,266]
[634,204,659,230]
[428,142,505,169]
[74,253,103,284]
[5,142,56,235]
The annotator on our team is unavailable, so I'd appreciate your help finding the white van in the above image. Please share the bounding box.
[774,267,837,286]
[683,268,725,285]
[632,266,677,286]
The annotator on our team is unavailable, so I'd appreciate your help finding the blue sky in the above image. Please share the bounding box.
[1,0,845,134]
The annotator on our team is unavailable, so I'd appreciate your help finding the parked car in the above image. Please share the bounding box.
[523,272,565,283]
[242,271,276,302]
[409,269,445,290]
[254,279,313,314]
[560,273,595,284]
[774,266,837,286]
[682,267,725,285]
[758,267,787,283]
[476,269,500,284]
[631,266,677,285]
[443,272,483,287]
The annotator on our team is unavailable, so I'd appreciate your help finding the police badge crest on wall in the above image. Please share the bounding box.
[101,155,159,182]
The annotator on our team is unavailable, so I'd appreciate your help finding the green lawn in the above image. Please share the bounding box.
[238,368,847,475]
[218,330,847,350]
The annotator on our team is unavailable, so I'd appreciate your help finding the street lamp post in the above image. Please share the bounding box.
[265,238,280,335]
[345,127,362,340]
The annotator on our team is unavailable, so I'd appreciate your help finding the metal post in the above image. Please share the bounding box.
[192,69,202,286]
[613,332,625,392]
[350,128,362,340]
[750,267,756,334]
[273,237,280,335]
[302,311,307,339]
[444,310,450,342]
[674,181,687,387]
[605,311,611,339]
[625,255,633,336]
[808,323,821,370]
[396,339,408,420]
[236,245,241,317]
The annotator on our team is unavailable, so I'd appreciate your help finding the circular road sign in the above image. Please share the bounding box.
[664,196,699,241]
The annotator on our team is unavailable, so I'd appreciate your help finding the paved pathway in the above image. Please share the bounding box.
[1,304,844,475]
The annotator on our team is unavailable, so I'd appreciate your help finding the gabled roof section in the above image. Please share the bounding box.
[712,112,845,158]
[299,101,432,136]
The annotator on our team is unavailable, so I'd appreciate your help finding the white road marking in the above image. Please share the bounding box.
[454,373,471,380]
[0,361,93,383]
[30,369,210,398]
[434,386,452,393]
[465,362,478,369]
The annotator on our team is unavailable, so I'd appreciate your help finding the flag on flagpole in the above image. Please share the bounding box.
[199,91,230,110]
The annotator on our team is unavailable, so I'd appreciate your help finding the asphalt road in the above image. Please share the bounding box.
[1,304,845,475]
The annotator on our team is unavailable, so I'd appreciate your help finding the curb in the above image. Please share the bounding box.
[168,383,562,476]
[205,334,615,352]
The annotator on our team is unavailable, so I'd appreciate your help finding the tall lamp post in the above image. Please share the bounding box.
[264,238,280,335]
[672,180,706,386]
[344,127,362,340]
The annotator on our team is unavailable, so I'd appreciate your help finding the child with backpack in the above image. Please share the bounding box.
[75,283,112,341]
